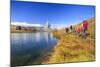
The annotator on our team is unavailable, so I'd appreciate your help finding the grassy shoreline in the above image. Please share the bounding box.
[43,18,95,64]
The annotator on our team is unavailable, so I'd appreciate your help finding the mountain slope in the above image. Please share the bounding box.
[43,18,95,64]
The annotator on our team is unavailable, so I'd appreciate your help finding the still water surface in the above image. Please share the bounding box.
[11,32,58,66]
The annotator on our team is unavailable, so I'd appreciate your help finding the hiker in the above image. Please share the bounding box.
[81,20,88,38]
[69,25,76,34]
[76,27,81,36]
[69,25,73,33]
[65,27,69,34]
[70,25,73,30]
[72,26,76,34]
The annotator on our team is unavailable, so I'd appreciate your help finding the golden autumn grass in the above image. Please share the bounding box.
[42,18,95,64]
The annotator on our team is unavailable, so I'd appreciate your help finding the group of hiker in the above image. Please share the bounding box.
[65,20,88,38]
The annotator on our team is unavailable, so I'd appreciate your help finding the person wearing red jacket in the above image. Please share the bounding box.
[76,27,81,36]
[81,20,88,37]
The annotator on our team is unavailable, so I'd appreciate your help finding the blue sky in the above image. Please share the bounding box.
[11,1,95,28]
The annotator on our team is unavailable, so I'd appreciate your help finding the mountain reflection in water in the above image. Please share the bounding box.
[11,32,58,66]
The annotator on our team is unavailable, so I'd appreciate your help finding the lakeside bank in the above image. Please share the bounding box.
[42,18,95,64]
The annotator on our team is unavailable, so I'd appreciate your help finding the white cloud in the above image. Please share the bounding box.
[50,22,80,30]
[11,22,43,27]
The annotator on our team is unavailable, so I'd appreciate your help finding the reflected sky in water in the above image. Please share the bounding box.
[11,32,58,65]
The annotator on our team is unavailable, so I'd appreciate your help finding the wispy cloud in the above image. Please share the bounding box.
[11,22,43,27]
[51,22,79,29]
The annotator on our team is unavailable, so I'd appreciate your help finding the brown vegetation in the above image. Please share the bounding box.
[43,18,95,64]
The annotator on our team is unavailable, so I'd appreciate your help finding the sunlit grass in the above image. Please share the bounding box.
[43,18,95,64]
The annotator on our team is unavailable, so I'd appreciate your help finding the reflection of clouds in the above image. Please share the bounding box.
[11,32,56,49]
[35,32,40,42]
[44,32,51,43]
[11,33,21,43]
[11,32,58,61]
[44,32,48,42]
[22,34,28,41]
